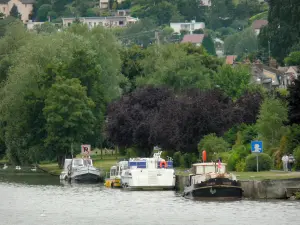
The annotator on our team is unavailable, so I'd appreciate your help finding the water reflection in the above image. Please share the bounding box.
[1,172,300,225]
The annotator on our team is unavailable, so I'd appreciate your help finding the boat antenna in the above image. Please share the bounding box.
[71,143,74,159]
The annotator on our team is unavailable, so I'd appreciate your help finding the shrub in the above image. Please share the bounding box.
[198,133,229,161]
[182,153,198,168]
[173,151,182,167]
[125,148,138,159]
[293,147,300,169]
[227,145,250,171]
[245,153,272,171]
[236,160,246,172]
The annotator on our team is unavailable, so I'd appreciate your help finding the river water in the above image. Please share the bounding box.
[1,171,300,225]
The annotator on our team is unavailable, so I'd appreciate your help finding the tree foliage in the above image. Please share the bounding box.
[287,76,300,124]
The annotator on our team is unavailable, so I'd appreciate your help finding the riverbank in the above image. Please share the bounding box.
[175,171,300,199]
[38,154,121,176]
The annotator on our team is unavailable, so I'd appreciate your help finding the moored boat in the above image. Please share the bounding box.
[121,151,175,190]
[105,160,128,188]
[183,162,243,200]
[60,157,102,183]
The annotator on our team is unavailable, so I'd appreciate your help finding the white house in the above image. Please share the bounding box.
[170,20,205,34]
[0,0,35,23]
[99,0,125,9]
[62,16,138,29]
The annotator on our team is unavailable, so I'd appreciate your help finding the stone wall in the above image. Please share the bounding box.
[175,175,300,199]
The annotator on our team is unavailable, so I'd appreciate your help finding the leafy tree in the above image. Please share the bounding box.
[36,4,52,21]
[212,65,252,100]
[198,133,230,161]
[287,76,300,124]
[106,87,173,156]
[43,77,96,167]
[259,0,300,62]
[284,51,300,66]
[202,34,216,55]
[34,22,57,33]
[256,98,288,150]
[136,43,219,91]
[9,4,21,19]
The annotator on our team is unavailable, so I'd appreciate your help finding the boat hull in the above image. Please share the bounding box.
[71,172,101,183]
[184,185,243,200]
[122,185,175,191]
[105,178,122,188]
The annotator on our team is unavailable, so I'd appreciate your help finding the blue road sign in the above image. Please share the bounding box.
[251,141,263,153]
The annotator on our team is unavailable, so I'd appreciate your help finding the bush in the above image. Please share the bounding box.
[293,147,300,169]
[198,134,229,161]
[236,160,246,172]
[182,153,198,168]
[227,145,250,171]
[245,153,272,171]
[173,151,182,167]
[125,148,138,159]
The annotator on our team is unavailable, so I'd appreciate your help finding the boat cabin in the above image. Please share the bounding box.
[191,162,227,174]
[109,161,128,178]
[128,158,173,169]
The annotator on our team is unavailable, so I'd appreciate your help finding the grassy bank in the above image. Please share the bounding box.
[174,168,300,181]
[39,153,120,176]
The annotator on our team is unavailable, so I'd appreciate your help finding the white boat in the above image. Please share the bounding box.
[104,160,128,188]
[59,158,101,182]
[121,151,175,190]
[2,164,8,170]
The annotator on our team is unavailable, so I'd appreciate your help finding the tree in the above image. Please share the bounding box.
[43,78,96,167]
[198,134,229,161]
[287,76,300,124]
[256,98,288,150]
[284,51,300,66]
[36,4,52,21]
[106,87,173,156]
[10,4,21,19]
[259,0,300,63]
[212,65,252,100]
[202,34,216,55]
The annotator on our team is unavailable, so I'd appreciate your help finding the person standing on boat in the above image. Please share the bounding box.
[282,154,288,172]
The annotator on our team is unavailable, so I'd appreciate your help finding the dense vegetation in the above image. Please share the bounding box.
[1,1,300,172]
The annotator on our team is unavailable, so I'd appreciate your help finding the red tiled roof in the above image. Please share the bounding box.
[181,34,205,44]
[252,20,268,29]
[226,55,237,65]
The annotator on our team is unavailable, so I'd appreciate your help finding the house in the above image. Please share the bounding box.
[225,55,237,65]
[252,20,268,35]
[170,20,205,34]
[200,0,211,6]
[99,0,125,9]
[0,0,35,23]
[181,34,204,46]
[113,9,130,16]
[62,16,138,29]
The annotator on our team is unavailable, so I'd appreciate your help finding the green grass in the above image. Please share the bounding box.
[232,171,300,181]
[38,153,120,176]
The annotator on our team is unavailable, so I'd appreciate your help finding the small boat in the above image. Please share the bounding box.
[2,164,8,170]
[121,151,175,190]
[59,157,101,183]
[183,162,243,200]
[104,160,128,188]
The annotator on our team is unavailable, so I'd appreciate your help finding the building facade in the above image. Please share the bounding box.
[99,0,125,9]
[0,0,34,23]
[170,21,205,34]
[62,16,138,29]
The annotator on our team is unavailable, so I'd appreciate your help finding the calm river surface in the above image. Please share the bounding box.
[1,171,300,225]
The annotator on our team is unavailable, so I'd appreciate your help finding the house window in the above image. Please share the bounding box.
[119,21,124,25]
[67,22,71,27]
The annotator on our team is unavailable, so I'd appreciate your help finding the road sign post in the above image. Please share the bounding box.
[251,141,263,172]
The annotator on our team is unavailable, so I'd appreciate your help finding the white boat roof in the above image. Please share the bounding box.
[192,162,227,166]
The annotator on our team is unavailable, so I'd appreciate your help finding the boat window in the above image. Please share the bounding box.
[110,168,116,176]
[73,159,84,167]
[84,159,92,166]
